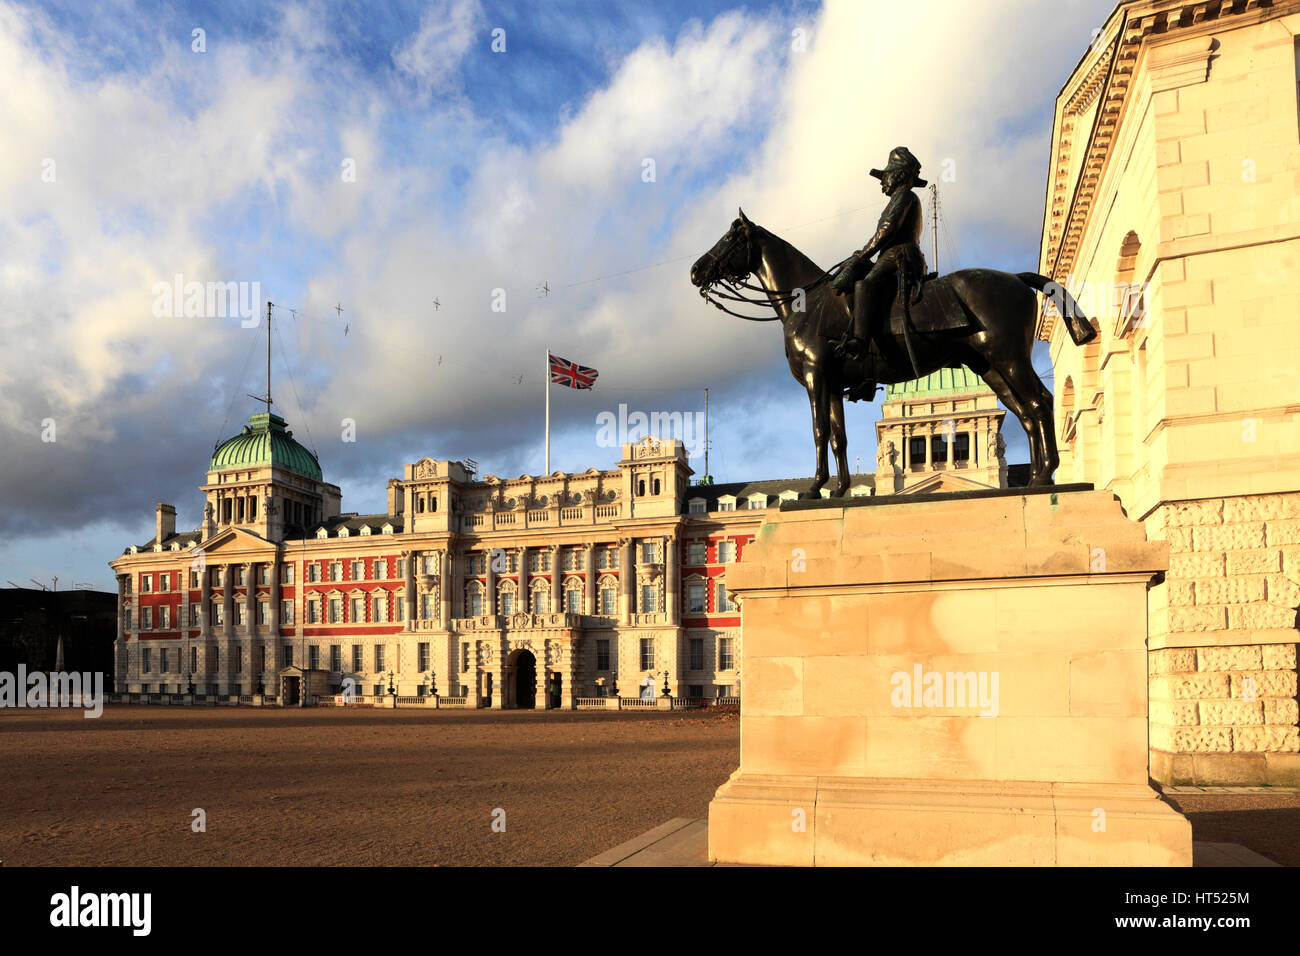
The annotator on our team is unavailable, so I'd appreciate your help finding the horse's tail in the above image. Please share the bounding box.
[1016,273,1098,347]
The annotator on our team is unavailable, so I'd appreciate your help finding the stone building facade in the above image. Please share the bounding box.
[1039,0,1300,783]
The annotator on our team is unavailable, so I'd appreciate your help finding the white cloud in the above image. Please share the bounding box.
[391,0,482,97]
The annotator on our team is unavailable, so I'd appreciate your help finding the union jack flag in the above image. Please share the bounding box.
[548,353,599,389]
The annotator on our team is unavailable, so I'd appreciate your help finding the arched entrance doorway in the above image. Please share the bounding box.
[513,650,537,709]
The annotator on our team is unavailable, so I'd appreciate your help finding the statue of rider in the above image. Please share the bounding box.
[831,147,929,363]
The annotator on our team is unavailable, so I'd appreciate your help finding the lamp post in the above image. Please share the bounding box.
[660,669,671,698]
[387,669,396,696]
[428,669,438,698]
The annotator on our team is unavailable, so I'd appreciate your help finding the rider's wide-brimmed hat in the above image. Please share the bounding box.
[870,146,927,188]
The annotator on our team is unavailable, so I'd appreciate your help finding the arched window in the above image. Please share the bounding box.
[465,582,484,617]
[637,479,646,497]
[1115,231,1143,337]
[653,478,661,495]
[531,581,550,614]
[416,497,425,514]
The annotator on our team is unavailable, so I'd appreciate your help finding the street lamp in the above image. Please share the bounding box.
[660,669,671,698]
[428,669,438,698]
[387,669,396,696]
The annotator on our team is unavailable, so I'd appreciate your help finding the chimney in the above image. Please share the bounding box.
[156,503,176,545]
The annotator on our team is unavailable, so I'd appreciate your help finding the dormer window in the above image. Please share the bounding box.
[688,498,706,515]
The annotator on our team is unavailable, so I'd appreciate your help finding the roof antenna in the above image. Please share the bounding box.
[247,300,272,411]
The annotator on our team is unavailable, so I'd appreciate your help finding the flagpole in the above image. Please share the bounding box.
[545,348,550,474]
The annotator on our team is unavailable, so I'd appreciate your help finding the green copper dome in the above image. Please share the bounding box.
[210,412,322,481]
[885,365,991,400]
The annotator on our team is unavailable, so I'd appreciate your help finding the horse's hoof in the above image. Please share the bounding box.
[798,489,823,501]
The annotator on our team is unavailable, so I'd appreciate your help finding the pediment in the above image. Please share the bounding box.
[899,472,998,496]
[192,527,275,557]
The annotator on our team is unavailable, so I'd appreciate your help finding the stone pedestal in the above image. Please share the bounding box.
[708,486,1192,867]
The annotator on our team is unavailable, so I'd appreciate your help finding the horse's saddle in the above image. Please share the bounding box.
[884,273,970,336]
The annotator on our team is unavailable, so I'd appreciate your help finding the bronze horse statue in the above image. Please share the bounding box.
[689,209,1097,495]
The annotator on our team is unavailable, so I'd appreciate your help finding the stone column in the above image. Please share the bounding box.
[585,544,596,615]
[269,553,281,636]
[244,563,256,694]
[665,533,679,625]
[439,549,452,628]
[221,566,234,692]
[199,565,211,641]
[519,546,530,613]
[488,644,504,709]
[618,538,634,624]
[947,423,955,469]
[404,550,417,623]
[403,484,414,528]
[485,552,496,617]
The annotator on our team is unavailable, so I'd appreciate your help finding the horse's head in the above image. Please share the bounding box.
[690,208,758,289]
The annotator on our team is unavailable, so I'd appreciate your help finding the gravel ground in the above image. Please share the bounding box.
[5,706,1295,867]
[0,705,739,867]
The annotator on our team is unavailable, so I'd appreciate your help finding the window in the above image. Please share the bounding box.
[640,638,655,671]
[461,643,470,672]
[375,646,385,671]
[418,643,429,671]
[306,563,319,583]
[719,637,735,670]
[277,647,286,670]
[159,573,169,591]
[212,603,223,627]
[258,645,267,674]
[686,541,706,565]
[190,646,197,673]
[159,605,170,629]
[142,648,152,673]
[566,587,582,613]
[142,607,153,629]
[141,574,151,593]
[500,591,515,616]
[350,596,363,623]
[329,598,342,624]
[954,433,970,462]
[423,553,438,574]
[330,645,342,672]
[640,584,658,614]
[330,562,342,583]
[909,436,927,464]
[236,567,246,587]
[931,434,949,464]
[598,548,618,570]
[309,645,320,670]
[189,569,199,588]
[234,603,246,627]
[600,586,617,616]
[395,593,405,621]
[305,600,317,624]
[352,645,363,672]
[690,638,704,671]
[533,589,550,614]
[718,500,735,512]
[257,601,268,625]
[687,582,706,614]
[641,542,659,563]
[596,639,610,671]
[421,593,436,620]
[688,499,706,514]
[374,593,388,623]
[281,600,293,626]
[717,540,735,563]
[467,586,483,616]
[160,648,170,672]
[717,582,734,613]
[373,558,385,579]
[258,566,269,586]
[637,479,646,497]
[397,558,406,579]
[282,564,294,585]
[653,478,661,495]
[190,603,200,626]
[352,560,364,581]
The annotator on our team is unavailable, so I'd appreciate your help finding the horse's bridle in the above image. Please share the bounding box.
[698,221,846,322]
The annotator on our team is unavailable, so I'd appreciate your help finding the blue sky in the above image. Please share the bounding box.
[0,0,1115,590]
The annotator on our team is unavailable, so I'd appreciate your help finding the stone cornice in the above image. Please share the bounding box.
[1038,0,1279,341]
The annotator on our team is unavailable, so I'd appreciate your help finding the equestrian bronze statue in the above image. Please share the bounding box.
[689,148,1097,496]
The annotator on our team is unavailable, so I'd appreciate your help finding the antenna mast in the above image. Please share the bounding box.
[248,300,273,411]
[704,387,710,482]
[929,183,939,273]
